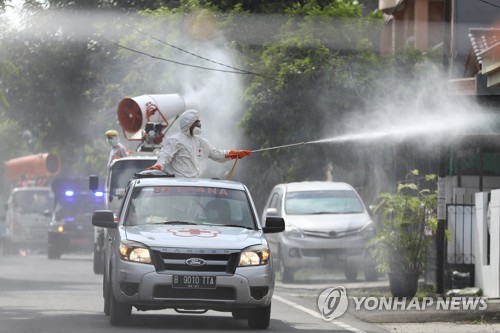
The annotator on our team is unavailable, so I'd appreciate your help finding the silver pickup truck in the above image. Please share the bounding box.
[92,172,284,329]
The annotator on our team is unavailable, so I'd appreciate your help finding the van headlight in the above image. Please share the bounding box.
[119,240,152,264]
[239,245,270,266]
[359,221,375,238]
[285,225,305,238]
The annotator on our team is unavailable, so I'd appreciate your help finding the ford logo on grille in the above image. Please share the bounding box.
[186,258,206,266]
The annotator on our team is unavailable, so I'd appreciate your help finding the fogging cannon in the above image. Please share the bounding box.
[5,153,61,186]
[117,94,185,151]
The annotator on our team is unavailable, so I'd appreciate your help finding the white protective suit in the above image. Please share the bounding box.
[107,142,128,167]
[155,109,230,177]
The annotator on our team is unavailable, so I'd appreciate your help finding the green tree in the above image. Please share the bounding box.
[238,0,384,208]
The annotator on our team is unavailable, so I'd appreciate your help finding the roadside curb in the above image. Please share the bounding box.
[275,280,500,324]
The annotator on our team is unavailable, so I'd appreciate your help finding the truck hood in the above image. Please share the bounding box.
[123,225,264,249]
[285,213,372,232]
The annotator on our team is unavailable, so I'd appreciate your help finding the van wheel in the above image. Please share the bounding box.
[364,261,379,281]
[278,247,295,283]
[109,286,131,326]
[344,261,358,281]
[247,304,271,329]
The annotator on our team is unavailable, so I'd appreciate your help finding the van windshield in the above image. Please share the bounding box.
[285,190,364,215]
[12,190,53,214]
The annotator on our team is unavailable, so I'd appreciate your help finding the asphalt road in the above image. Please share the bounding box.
[2,252,498,333]
[0,252,388,333]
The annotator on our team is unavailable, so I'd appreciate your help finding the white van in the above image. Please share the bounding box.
[262,181,378,283]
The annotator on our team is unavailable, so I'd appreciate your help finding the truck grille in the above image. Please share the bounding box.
[150,248,240,274]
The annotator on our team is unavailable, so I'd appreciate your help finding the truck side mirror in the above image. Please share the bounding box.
[89,175,99,191]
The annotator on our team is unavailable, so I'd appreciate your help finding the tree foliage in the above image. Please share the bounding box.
[0,0,430,210]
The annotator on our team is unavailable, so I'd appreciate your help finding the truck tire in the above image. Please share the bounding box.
[109,287,132,326]
[47,244,61,259]
[247,304,271,329]
[93,245,104,274]
[103,273,110,316]
[231,309,248,319]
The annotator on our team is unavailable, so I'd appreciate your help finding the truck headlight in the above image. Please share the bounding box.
[239,245,270,266]
[119,240,152,264]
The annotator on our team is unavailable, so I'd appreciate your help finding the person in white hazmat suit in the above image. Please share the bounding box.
[145,109,252,177]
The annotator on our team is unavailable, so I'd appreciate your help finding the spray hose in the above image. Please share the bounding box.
[226,141,313,180]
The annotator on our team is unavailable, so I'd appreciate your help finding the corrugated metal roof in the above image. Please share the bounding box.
[468,28,500,64]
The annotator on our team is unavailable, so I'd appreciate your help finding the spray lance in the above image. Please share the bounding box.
[226,140,324,180]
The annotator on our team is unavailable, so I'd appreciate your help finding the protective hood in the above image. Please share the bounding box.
[123,225,264,249]
[179,109,200,135]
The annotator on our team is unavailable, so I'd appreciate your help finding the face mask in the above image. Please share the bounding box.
[107,137,117,146]
[192,127,202,136]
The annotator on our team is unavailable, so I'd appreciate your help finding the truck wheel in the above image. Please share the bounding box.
[47,245,61,260]
[109,287,132,326]
[231,309,248,319]
[93,246,104,274]
[103,273,110,316]
[247,304,271,329]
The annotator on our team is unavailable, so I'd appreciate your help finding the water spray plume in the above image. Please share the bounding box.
[252,110,496,154]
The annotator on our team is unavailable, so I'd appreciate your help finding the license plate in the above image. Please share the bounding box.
[172,275,216,289]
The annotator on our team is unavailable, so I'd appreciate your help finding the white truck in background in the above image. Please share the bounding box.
[4,186,53,254]
[2,153,61,255]
[90,154,157,273]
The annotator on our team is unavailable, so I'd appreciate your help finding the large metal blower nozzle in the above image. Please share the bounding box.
[116,94,186,141]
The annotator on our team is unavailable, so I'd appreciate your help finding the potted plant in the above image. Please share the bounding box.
[370,170,438,298]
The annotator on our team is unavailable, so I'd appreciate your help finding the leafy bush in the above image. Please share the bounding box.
[370,170,438,274]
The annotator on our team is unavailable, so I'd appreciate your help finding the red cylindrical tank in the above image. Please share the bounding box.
[5,153,61,180]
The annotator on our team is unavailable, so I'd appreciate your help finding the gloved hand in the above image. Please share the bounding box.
[225,150,253,159]
[145,164,162,171]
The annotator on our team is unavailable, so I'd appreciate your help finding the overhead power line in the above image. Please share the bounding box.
[101,35,277,80]
[128,26,256,76]
[477,0,500,9]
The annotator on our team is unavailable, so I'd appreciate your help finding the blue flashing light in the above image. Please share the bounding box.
[94,191,104,197]
[63,217,75,222]
[65,190,74,197]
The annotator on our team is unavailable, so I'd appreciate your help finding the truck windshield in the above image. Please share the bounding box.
[55,192,105,219]
[109,160,156,195]
[12,190,53,214]
[124,186,255,229]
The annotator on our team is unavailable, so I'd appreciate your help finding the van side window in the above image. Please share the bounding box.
[269,189,282,212]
